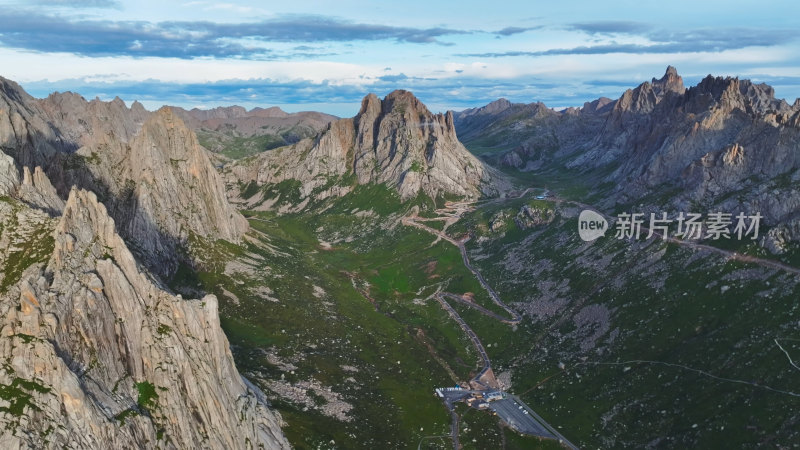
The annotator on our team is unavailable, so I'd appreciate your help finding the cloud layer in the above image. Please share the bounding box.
[0,9,473,58]
[1,2,798,115]
[459,26,799,57]
[33,0,121,8]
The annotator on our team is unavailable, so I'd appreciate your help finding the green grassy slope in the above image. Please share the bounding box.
[173,186,566,449]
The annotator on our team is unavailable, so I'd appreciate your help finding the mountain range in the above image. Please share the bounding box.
[455,66,800,251]
[0,67,798,448]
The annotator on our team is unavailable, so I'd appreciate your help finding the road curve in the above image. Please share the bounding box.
[402,214,521,325]
[434,292,492,386]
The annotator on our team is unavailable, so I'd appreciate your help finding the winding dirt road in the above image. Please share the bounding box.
[402,204,521,388]
[403,200,579,449]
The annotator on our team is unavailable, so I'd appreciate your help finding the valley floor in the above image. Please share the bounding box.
[174,183,800,449]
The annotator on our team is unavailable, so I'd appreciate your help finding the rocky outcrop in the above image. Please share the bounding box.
[0,188,289,449]
[116,108,248,270]
[578,68,799,194]
[581,97,614,115]
[0,150,18,196]
[232,90,502,208]
[454,97,604,172]
[515,204,555,230]
[454,98,557,144]
[587,69,800,236]
[0,149,64,215]
[186,105,249,122]
[38,92,149,150]
[0,76,288,447]
[351,90,497,199]
[455,98,513,125]
[0,78,68,169]
[0,79,148,171]
[17,166,65,216]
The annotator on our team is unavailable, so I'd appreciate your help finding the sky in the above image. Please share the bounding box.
[1,0,799,116]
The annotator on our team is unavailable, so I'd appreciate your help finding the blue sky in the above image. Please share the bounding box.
[1,0,799,116]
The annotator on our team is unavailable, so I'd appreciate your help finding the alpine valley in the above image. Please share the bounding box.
[0,67,799,449]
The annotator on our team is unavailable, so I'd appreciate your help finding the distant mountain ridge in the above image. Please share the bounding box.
[170,104,337,159]
[454,67,800,250]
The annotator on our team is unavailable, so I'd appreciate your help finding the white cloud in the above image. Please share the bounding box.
[0,48,385,84]
[181,1,272,16]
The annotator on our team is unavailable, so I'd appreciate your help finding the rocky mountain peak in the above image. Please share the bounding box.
[455,98,514,120]
[613,66,686,115]
[136,107,226,179]
[0,149,64,215]
[109,95,126,107]
[652,65,685,96]
[0,76,289,449]
[688,74,791,116]
[18,165,64,215]
[349,90,493,198]
[354,90,456,141]
[0,80,64,167]
[0,76,34,105]
[582,97,614,114]
[613,83,657,114]
[381,89,431,117]
[235,90,503,207]
[52,187,122,271]
[44,99,249,277]
[356,92,382,120]
[485,98,513,113]
[141,106,184,140]
[39,90,149,149]
[118,106,248,272]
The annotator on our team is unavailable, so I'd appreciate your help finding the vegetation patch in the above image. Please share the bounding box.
[0,377,51,417]
[136,381,159,411]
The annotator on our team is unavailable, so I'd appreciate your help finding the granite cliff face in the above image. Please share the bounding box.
[81,107,249,275]
[39,91,149,150]
[580,68,800,245]
[0,76,288,448]
[231,90,502,209]
[0,78,66,169]
[0,188,288,449]
[0,79,248,276]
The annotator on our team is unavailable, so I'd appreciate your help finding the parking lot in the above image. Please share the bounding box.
[488,397,555,438]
